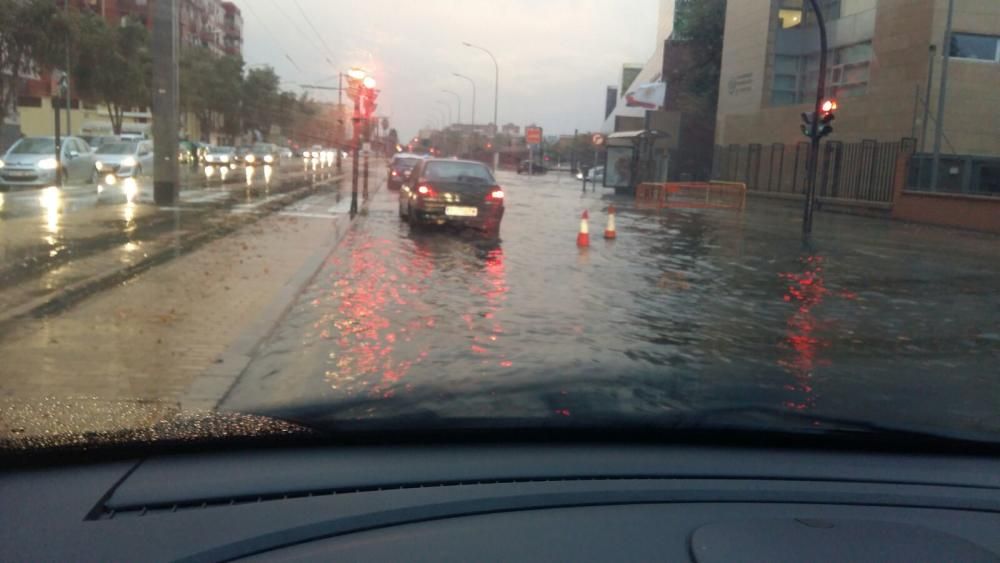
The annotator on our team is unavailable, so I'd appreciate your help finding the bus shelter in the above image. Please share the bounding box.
[603,129,671,195]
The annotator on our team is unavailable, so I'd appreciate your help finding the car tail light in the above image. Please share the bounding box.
[391,170,398,176]
[417,185,435,196]
[487,188,505,201]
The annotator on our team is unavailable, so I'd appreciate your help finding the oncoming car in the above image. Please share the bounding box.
[94,140,154,180]
[399,158,504,236]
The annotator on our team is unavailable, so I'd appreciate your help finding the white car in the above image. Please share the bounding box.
[0,136,97,188]
[94,140,154,179]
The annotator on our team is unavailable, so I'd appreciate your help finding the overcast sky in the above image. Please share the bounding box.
[237,0,659,139]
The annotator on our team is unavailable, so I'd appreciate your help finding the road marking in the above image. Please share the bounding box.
[278,211,341,220]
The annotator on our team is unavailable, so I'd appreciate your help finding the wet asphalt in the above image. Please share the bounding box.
[221,167,1000,436]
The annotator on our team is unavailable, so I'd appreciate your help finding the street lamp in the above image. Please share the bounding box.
[462,42,498,133]
[436,100,452,126]
[442,90,462,125]
[453,73,476,127]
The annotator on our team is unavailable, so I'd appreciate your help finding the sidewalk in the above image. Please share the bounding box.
[0,185,373,440]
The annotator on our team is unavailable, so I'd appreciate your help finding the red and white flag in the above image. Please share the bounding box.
[625,81,667,110]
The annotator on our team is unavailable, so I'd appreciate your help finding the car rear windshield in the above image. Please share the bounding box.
[96,142,138,155]
[394,158,420,169]
[9,138,55,154]
[424,161,494,184]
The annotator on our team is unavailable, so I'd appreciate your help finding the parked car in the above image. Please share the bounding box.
[94,140,154,179]
[204,146,239,169]
[387,153,424,190]
[517,160,547,175]
[399,158,504,236]
[0,136,96,188]
[577,165,605,185]
[247,142,279,166]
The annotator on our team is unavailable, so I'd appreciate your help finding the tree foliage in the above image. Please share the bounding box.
[0,0,70,126]
[672,0,727,112]
[74,14,151,134]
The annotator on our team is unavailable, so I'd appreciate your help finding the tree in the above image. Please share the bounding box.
[179,47,244,141]
[74,15,151,135]
[671,0,726,113]
[241,66,280,138]
[0,0,70,131]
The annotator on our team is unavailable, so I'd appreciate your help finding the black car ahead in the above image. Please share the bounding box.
[399,158,504,235]
[387,153,424,190]
[517,159,547,174]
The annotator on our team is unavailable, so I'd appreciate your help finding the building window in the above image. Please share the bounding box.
[950,33,1000,62]
[770,54,802,106]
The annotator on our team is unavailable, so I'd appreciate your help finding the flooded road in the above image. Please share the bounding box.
[223,169,1000,435]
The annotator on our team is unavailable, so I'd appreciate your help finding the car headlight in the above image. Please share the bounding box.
[245,155,256,163]
[121,157,137,167]
[205,155,215,162]
[264,155,274,163]
[220,155,230,163]
[0,160,5,169]
[38,158,58,170]
[95,161,104,171]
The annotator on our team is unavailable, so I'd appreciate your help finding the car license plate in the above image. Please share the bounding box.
[445,206,478,217]
[6,170,33,178]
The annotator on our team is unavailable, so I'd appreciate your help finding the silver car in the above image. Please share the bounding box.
[0,136,97,188]
[94,140,154,179]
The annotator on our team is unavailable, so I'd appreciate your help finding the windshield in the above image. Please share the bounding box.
[3,0,1000,455]
[8,138,54,155]
[95,142,138,155]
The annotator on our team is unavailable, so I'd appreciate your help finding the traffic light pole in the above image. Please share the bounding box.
[802,0,829,236]
[351,95,361,216]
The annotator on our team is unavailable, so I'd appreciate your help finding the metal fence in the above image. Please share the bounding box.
[712,138,916,205]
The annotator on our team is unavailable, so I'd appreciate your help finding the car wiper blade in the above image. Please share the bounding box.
[673,405,999,445]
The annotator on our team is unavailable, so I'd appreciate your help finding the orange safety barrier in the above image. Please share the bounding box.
[635,181,746,211]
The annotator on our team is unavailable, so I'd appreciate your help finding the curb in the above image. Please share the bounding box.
[181,179,384,411]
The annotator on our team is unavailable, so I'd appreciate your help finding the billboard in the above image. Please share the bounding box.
[525,127,543,145]
[604,146,635,189]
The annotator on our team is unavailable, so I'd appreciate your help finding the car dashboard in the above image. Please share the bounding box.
[3,443,1000,562]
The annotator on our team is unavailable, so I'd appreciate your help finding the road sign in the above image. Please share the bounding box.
[592,133,605,146]
[525,127,542,145]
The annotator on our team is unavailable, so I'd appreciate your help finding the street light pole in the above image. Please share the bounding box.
[802,0,829,236]
[463,42,499,168]
[453,73,476,127]
[337,72,343,171]
[442,90,461,125]
[436,100,452,125]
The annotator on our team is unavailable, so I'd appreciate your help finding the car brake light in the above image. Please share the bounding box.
[417,185,434,196]
[488,188,505,201]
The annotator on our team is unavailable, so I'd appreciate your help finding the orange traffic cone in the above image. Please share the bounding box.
[577,210,590,247]
[604,205,617,239]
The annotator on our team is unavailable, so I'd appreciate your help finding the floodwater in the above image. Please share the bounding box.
[223,169,1000,438]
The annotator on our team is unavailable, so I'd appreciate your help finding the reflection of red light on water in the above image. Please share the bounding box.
[555,409,571,417]
[777,255,840,411]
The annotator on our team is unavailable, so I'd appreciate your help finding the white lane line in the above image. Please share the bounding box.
[278,211,341,220]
